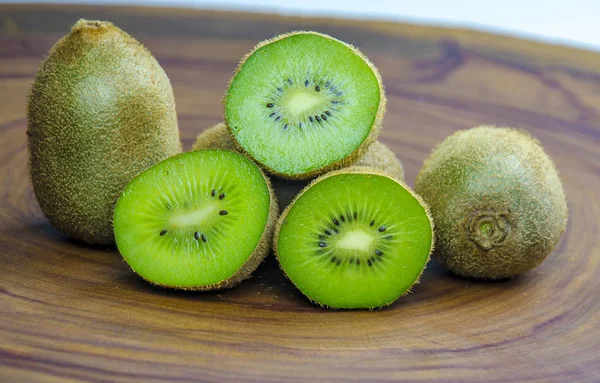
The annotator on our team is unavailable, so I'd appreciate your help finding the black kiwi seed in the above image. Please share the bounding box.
[325,230,332,236]
[266,103,274,108]
[325,111,332,116]
[370,220,375,227]
[333,228,339,234]
[353,212,358,220]
[305,80,309,87]
[375,249,382,256]
[201,233,207,243]
[283,124,288,130]
[288,78,292,85]
[166,204,172,210]
[321,114,327,121]
[319,242,327,248]
[336,259,341,266]
[318,235,326,239]
[315,115,322,122]
[332,100,339,104]
[332,218,340,226]
[211,189,216,197]
[331,256,337,262]
[379,226,387,232]
[219,210,228,216]
[368,260,372,267]
[299,122,303,129]
[269,112,276,117]
[309,116,314,123]
[325,81,331,87]
[160,229,167,236]
[277,87,283,92]
[315,85,320,92]
[219,193,226,200]
[194,232,200,240]
[275,116,281,122]
[340,215,345,222]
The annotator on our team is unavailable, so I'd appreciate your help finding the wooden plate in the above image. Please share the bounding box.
[1,5,598,382]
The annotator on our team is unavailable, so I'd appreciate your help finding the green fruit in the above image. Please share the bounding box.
[193,123,404,211]
[27,19,181,244]
[274,168,434,309]
[192,123,236,152]
[113,149,278,290]
[415,126,568,279]
[354,141,404,181]
[224,31,385,180]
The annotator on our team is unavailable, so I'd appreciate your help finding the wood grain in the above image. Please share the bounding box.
[1,5,599,382]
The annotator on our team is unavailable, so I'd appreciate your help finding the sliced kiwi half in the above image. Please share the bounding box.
[274,168,434,309]
[224,31,385,179]
[113,149,278,290]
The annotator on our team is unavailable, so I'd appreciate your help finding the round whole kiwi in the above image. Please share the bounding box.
[415,125,568,279]
[27,20,181,244]
[193,123,404,210]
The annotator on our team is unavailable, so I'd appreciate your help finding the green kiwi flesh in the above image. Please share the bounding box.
[194,123,404,211]
[27,19,181,244]
[415,126,568,279]
[113,149,277,290]
[224,31,385,179]
[275,168,434,309]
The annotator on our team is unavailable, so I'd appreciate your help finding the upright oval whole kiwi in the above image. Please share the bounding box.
[27,20,181,244]
[415,126,568,279]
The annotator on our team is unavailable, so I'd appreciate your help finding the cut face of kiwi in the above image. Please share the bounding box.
[225,32,385,179]
[113,149,277,290]
[275,168,434,309]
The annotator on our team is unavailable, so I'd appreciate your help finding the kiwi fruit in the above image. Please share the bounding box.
[194,123,404,210]
[113,149,278,290]
[274,168,434,309]
[223,31,385,180]
[192,122,236,152]
[354,140,404,181]
[415,126,568,279]
[27,19,181,245]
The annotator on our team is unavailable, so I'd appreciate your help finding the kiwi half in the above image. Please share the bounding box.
[113,149,278,290]
[224,31,385,179]
[274,168,434,309]
[415,126,568,279]
[27,19,181,244]
[194,123,403,211]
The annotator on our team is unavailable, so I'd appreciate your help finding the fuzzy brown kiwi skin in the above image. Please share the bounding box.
[222,31,386,180]
[272,167,435,310]
[119,149,279,291]
[194,123,404,211]
[415,125,568,280]
[27,19,181,245]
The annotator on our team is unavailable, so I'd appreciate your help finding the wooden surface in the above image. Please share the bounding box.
[1,5,599,383]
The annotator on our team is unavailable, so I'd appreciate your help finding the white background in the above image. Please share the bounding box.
[4,0,599,52]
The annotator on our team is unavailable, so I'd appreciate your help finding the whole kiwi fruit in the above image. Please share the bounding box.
[193,123,404,210]
[27,19,181,244]
[415,125,568,279]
